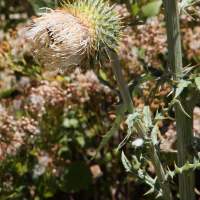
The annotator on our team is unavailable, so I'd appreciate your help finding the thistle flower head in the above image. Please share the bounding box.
[28,0,123,71]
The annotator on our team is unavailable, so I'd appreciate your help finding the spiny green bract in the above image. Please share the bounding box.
[63,0,123,51]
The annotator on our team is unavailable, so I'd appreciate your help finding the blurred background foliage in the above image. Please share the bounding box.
[0,0,200,199]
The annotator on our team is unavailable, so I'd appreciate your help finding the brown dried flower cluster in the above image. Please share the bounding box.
[194,106,200,135]
[24,80,68,116]
[0,26,31,61]
[115,4,132,18]
[117,14,167,75]
[182,26,200,61]
[160,106,200,151]
[0,115,39,160]
[23,70,109,116]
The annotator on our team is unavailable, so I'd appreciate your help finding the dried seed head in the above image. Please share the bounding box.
[28,0,123,71]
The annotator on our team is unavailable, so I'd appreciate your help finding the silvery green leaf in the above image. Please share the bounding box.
[141,0,162,17]
[121,151,132,172]
[121,152,155,184]
[151,124,159,145]
[143,105,152,128]
[195,77,200,90]
[126,111,143,125]
[116,131,132,152]
[116,112,142,152]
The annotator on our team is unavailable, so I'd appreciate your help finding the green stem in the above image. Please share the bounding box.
[108,50,173,200]
[162,0,199,199]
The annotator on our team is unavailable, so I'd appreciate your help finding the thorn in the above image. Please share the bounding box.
[183,63,191,69]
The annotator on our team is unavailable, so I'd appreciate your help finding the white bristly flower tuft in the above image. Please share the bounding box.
[27,0,123,71]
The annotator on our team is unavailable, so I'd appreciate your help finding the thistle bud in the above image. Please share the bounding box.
[28,0,123,71]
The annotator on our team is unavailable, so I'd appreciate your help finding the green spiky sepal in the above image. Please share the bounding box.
[62,0,123,67]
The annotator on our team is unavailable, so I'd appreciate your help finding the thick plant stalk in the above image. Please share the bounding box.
[108,50,173,200]
[162,0,198,199]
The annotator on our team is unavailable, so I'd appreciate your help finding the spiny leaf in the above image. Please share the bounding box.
[123,21,145,28]
[153,176,161,189]
[140,58,163,77]
[121,153,163,197]
[128,59,163,97]
[174,163,183,174]
[166,87,175,97]
[122,152,163,197]
[155,191,163,199]
[121,152,155,184]
[153,99,191,125]
[166,161,200,179]
[97,75,121,97]
[121,151,132,172]
[116,112,140,152]
[182,63,199,77]
[91,115,123,159]
[126,111,143,125]
[111,103,126,115]
[116,133,131,152]
[174,79,192,99]
[144,187,154,196]
[153,110,167,124]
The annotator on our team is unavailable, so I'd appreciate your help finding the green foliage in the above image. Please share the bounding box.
[141,0,162,17]
[92,115,123,159]
[195,77,200,90]
[59,161,92,193]
[116,112,140,152]
[121,151,163,198]
[28,0,56,15]
[143,104,152,131]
